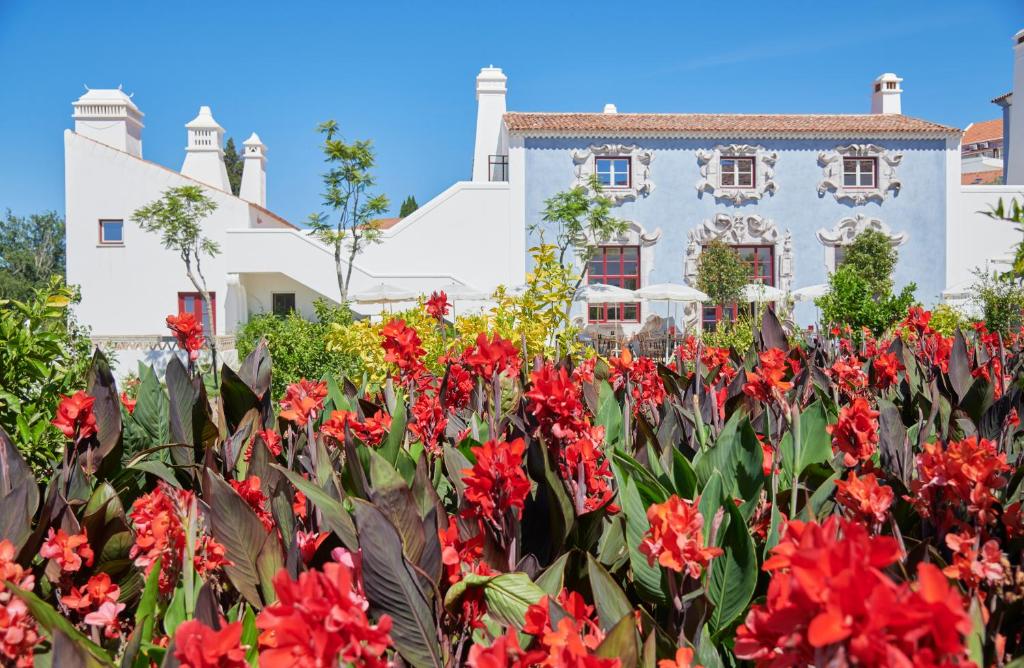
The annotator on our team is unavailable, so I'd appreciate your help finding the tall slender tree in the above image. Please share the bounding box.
[223,137,243,196]
[399,195,418,218]
[132,186,221,381]
[308,121,389,303]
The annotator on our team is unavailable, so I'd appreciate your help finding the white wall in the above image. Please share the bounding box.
[947,184,1024,289]
[242,273,327,321]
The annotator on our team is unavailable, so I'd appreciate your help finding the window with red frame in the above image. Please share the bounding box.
[177,292,216,336]
[588,246,640,323]
[701,244,774,331]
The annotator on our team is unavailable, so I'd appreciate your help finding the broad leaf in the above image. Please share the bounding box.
[272,464,358,549]
[707,501,757,633]
[443,572,547,630]
[586,553,633,632]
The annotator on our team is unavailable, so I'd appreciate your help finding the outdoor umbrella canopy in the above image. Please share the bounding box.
[634,283,709,302]
[352,283,418,304]
[429,282,489,301]
[576,283,639,303]
[791,283,830,302]
[740,283,787,302]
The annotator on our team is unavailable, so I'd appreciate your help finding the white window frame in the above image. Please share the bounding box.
[595,157,631,189]
[720,157,755,188]
[842,158,877,188]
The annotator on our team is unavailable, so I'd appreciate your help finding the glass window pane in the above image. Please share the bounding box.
[738,173,752,186]
[844,173,858,186]
[623,247,638,260]
[623,278,638,290]
[101,221,123,242]
[597,172,611,186]
[605,247,621,260]
[622,261,637,275]
[614,172,628,186]
[623,304,638,320]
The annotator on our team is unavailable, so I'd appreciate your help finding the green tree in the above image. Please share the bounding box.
[0,210,65,301]
[236,299,360,399]
[696,240,747,306]
[398,195,418,217]
[131,186,221,380]
[817,229,916,335]
[0,278,92,472]
[537,176,629,291]
[840,228,897,295]
[223,137,244,196]
[308,121,390,302]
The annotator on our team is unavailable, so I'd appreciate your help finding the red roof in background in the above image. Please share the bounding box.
[963,119,1003,145]
[503,112,959,135]
[372,217,403,230]
[962,169,1004,185]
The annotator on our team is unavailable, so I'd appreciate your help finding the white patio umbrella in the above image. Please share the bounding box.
[634,283,709,336]
[791,283,830,302]
[352,283,417,304]
[633,283,709,302]
[429,282,489,319]
[740,283,787,303]
[575,283,639,303]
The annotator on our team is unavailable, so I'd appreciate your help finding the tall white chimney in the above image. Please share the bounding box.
[239,132,267,207]
[472,66,508,182]
[1006,29,1024,185]
[181,106,231,191]
[72,87,144,157]
[871,73,903,115]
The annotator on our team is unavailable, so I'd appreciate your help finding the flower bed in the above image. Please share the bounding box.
[0,300,1021,667]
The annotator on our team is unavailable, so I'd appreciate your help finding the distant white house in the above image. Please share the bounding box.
[65,29,1024,375]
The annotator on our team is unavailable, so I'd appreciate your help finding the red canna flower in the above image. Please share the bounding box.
[129,482,194,594]
[742,349,793,404]
[834,471,894,526]
[461,438,532,525]
[319,409,357,443]
[166,312,205,361]
[735,517,973,667]
[409,392,447,454]
[909,436,1010,528]
[296,531,329,564]
[463,332,520,380]
[194,535,231,575]
[230,476,274,531]
[943,530,1006,590]
[609,349,667,414]
[60,573,120,613]
[120,391,137,414]
[380,319,426,377]
[658,648,701,668]
[84,600,125,638]
[443,362,475,410]
[756,433,773,477]
[560,434,619,514]
[830,355,868,397]
[639,495,722,578]
[279,379,327,427]
[526,363,588,443]
[292,489,308,520]
[40,528,94,573]
[871,351,904,390]
[173,619,248,668]
[52,391,98,440]
[245,428,283,461]
[826,396,879,467]
[0,597,39,667]
[256,558,393,668]
[438,521,488,586]
[425,290,451,321]
[467,627,547,668]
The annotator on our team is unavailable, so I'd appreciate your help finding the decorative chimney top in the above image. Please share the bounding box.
[476,66,507,99]
[243,132,266,157]
[871,73,903,115]
[603,103,618,114]
[72,86,145,157]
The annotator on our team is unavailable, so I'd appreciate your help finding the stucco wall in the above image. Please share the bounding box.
[522,136,950,325]
[948,185,1024,290]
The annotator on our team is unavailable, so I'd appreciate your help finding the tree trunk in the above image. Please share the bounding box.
[334,224,346,303]
[184,262,219,386]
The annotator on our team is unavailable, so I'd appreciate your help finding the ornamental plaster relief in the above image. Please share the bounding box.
[817,144,902,204]
[695,144,778,204]
[570,144,654,205]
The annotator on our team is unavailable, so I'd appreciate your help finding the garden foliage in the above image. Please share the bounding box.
[1,292,1023,667]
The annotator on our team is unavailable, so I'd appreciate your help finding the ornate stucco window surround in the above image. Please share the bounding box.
[683,213,794,293]
[817,144,902,204]
[576,220,661,288]
[816,214,908,273]
[695,144,778,204]
[571,144,654,205]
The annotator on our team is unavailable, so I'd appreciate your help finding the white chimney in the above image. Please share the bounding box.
[239,132,267,207]
[472,66,508,182]
[603,103,618,114]
[871,73,903,115]
[72,86,144,157]
[181,106,231,191]
[1006,29,1024,185]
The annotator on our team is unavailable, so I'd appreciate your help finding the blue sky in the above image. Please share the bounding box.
[1,0,1022,225]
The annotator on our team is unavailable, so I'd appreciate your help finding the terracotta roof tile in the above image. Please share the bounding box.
[992,91,1012,104]
[503,112,959,136]
[963,119,1003,144]
[962,169,1004,185]
[371,217,403,230]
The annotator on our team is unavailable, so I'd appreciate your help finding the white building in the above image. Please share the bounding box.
[65,30,1024,375]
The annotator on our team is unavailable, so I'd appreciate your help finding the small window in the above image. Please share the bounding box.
[178,292,216,336]
[272,293,296,316]
[99,220,124,245]
[595,157,630,188]
[702,304,736,332]
[720,157,755,188]
[842,158,876,188]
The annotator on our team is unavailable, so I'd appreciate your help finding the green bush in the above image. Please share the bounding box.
[696,240,747,306]
[841,228,897,295]
[929,303,972,336]
[235,299,361,399]
[817,265,916,336]
[973,271,1024,336]
[0,277,92,471]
